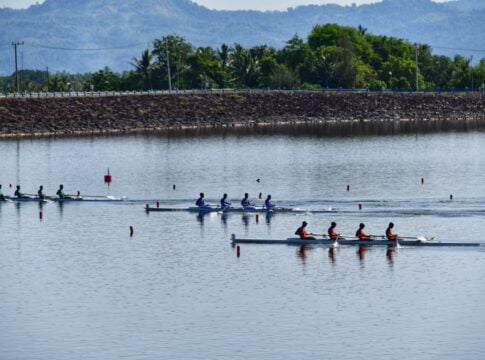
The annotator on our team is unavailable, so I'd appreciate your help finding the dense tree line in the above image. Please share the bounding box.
[2,24,485,92]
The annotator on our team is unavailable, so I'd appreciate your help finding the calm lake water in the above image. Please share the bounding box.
[0,131,484,360]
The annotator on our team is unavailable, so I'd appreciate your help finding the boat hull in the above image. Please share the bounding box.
[231,237,481,247]
[145,205,308,213]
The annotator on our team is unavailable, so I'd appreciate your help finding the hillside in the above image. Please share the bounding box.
[0,0,484,74]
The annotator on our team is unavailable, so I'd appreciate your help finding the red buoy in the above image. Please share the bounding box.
[9,184,12,188]
[173,184,176,190]
[104,168,112,184]
[359,203,362,210]
[421,177,424,185]
[130,226,134,237]
[450,194,453,200]
[39,211,43,220]
[236,245,241,258]
[156,201,160,208]
[259,192,262,199]
[256,214,259,223]
[347,185,350,192]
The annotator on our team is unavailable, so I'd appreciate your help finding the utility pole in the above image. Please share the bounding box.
[12,41,24,93]
[166,43,172,92]
[415,44,419,92]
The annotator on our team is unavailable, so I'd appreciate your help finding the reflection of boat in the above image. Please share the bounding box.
[145,205,330,213]
[230,235,481,247]
[4,196,126,203]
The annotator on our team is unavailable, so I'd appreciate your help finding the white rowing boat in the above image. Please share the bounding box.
[145,204,332,213]
[230,235,482,247]
[2,196,126,203]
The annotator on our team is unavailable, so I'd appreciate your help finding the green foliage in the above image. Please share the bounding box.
[4,24,485,93]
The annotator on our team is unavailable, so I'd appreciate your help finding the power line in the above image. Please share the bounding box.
[26,42,146,51]
[431,46,485,53]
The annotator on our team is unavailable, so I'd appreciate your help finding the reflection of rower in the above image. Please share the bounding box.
[386,222,398,241]
[241,193,256,211]
[0,184,5,201]
[295,221,316,240]
[14,185,27,199]
[195,192,212,210]
[328,222,340,240]
[356,223,372,241]
[37,186,45,199]
[220,193,231,210]
[265,195,275,210]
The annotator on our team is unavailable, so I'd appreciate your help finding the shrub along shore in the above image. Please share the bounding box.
[0,92,484,139]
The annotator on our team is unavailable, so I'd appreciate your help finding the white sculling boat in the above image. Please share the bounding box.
[230,234,482,247]
[145,204,332,213]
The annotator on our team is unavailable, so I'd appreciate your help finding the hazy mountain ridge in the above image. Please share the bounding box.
[0,0,484,74]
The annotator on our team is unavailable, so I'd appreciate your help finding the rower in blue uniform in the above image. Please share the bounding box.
[265,195,275,210]
[37,185,45,199]
[196,192,212,210]
[241,193,256,211]
[220,193,232,210]
[14,185,27,199]
[56,184,66,199]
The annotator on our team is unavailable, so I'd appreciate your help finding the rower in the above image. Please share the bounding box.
[0,184,5,201]
[56,184,66,199]
[386,222,398,241]
[241,193,256,210]
[265,195,275,210]
[220,193,231,209]
[14,185,26,199]
[295,221,316,240]
[356,223,372,241]
[196,192,212,210]
[37,185,45,199]
[328,222,340,240]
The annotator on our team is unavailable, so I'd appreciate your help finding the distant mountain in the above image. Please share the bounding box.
[0,0,484,75]
[446,0,485,11]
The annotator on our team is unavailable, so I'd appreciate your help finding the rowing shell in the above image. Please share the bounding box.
[145,205,322,213]
[231,235,481,247]
[3,196,126,203]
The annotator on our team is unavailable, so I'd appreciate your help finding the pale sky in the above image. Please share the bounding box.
[0,0,450,11]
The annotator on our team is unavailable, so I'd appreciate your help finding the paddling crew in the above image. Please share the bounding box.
[0,185,5,201]
[386,222,398,241]
[14,185,26,198]
[220,193,231,209]
[328,222,339,240]
[356,223,372,241]
[56,184,66,199]
[37,185,45,199]
[295,221,316,240]
[265,195,274,210]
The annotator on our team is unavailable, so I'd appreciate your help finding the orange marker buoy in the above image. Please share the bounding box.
[236,245,241,258]
[130,226,134,237]
[104,168,112,184]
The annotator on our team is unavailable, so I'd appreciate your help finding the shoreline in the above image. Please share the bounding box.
[0,92,484,139]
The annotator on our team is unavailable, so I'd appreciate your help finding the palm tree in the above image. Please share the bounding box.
[131,49,153,90]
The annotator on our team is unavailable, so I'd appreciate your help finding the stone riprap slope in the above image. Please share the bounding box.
[0,92,484,138]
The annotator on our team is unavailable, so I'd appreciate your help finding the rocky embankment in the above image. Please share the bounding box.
[0,92,484,138]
